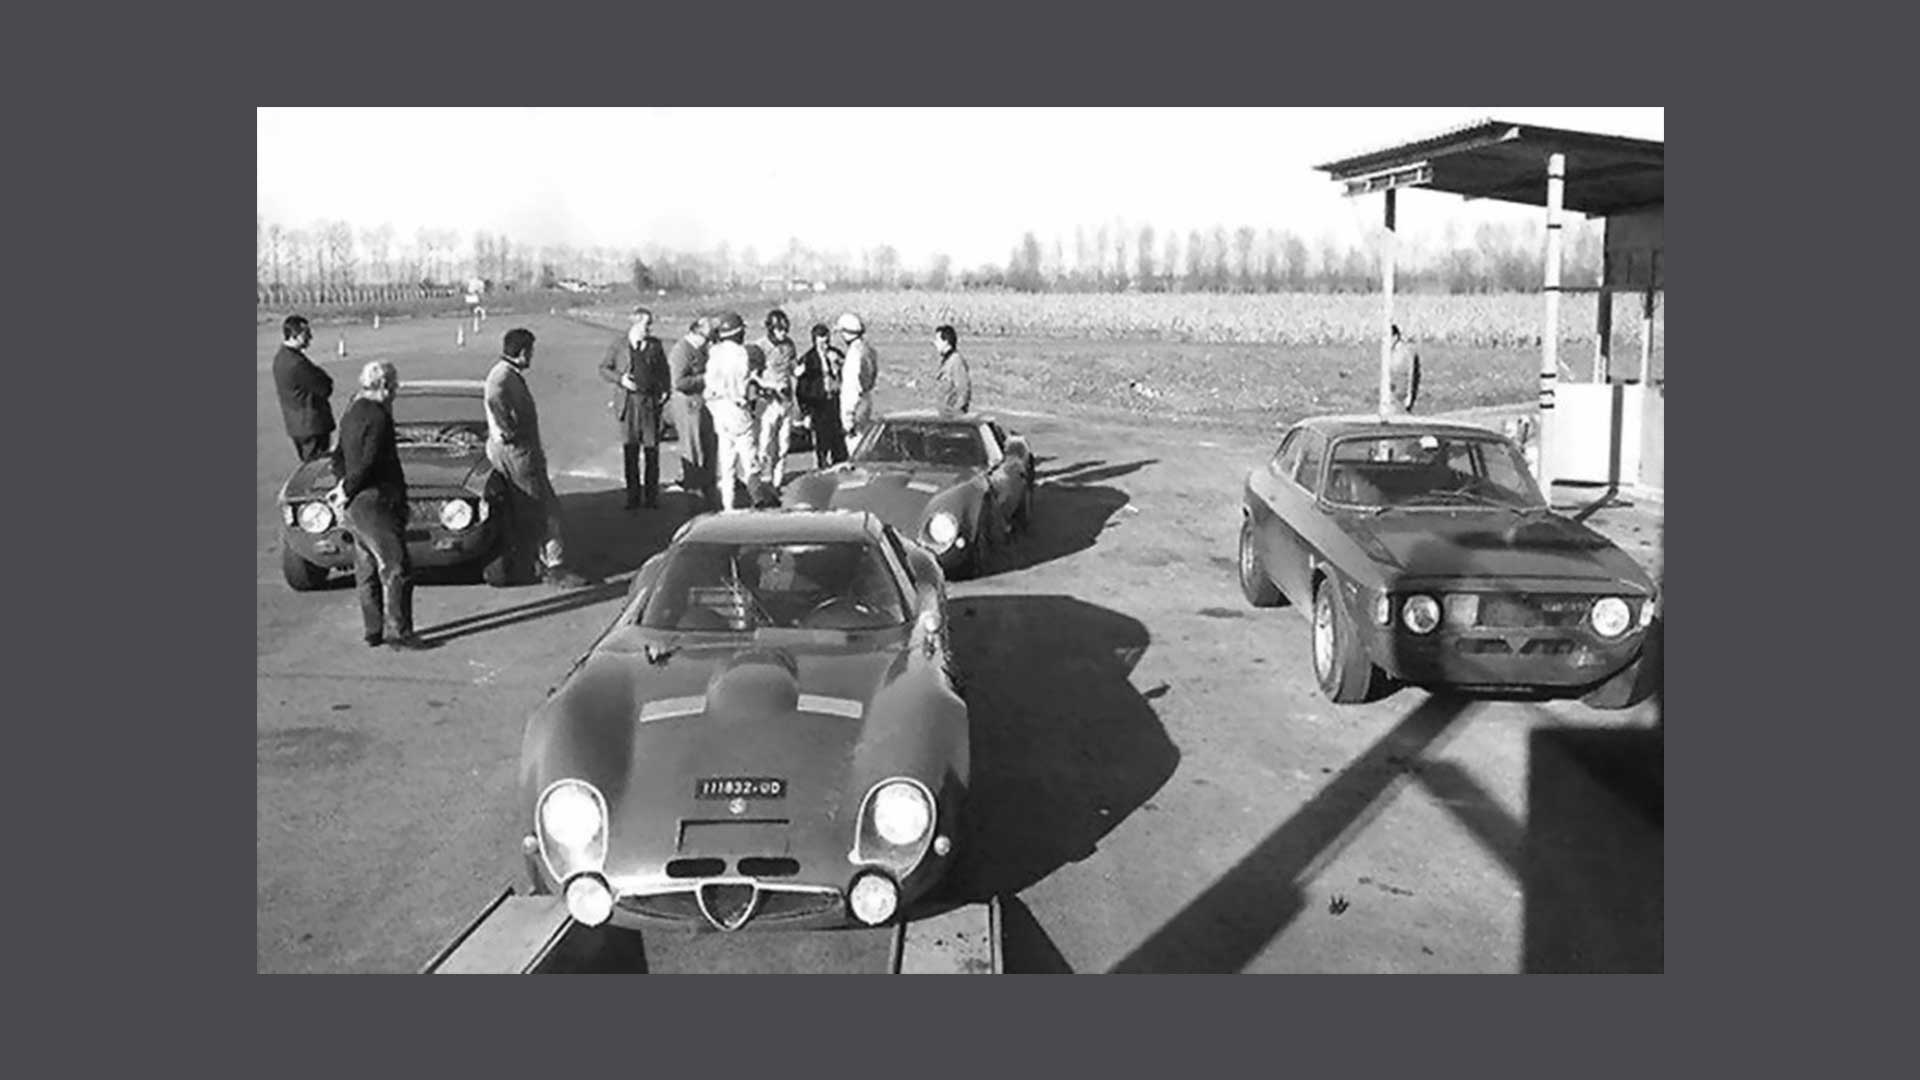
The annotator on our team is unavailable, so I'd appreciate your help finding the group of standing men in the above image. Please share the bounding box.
[272,315,590,651]
[599,306,896,512]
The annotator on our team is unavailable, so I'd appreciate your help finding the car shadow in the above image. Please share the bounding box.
[943,594,1179,904]
[984,466,1153,580]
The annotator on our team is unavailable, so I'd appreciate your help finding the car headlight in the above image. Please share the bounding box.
[1401,594,1440,634]
[848,871,899,926]
[872,780,933,846]
[537,780,608,876]
[564,873,615,927]
[1591,597,1632,638]
[925,511,960,550]
[439,499,475,531]
[297,501,334,534]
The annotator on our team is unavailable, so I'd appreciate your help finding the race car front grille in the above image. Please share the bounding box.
[1474,593,1591,629]
[407,500,447,525]
[617,891,705,922]
[755,889,843,923]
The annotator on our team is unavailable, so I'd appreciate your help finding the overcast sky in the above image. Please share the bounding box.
[257,107,1662,269]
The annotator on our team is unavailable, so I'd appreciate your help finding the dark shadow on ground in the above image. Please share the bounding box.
[943,594,1178,905]
[987,481,1133,577]
[1035,458,1158,486]
[1522,710,1663,973]
[998,894,1073,974]
[1108,693,1476,973]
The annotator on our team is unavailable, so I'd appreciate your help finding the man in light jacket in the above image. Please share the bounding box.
[836,312,878,446]
[486,328,589,589]
[703,312,757,511]
[933,323,971,414]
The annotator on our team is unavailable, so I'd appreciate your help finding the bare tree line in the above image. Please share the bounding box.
[257,214,1605,298]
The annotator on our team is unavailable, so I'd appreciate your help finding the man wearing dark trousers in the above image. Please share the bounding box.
[332,361,426,650]
[668,316,716,505]
[486,327,590,589]
[272,314,336,462]
[795,323,847,468]
[599,306,672,509]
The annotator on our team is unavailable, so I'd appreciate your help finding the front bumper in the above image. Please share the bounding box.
[1363,624,1646,691]
[523,839,954,933]
[280,506,501,571]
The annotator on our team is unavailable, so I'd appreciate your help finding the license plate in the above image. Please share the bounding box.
[697,777,787,800]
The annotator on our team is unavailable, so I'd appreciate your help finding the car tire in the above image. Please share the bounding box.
[1238,519,1283,607]
[281,540,330,591]
[961,500,995,579]
[1313,575,1380,704]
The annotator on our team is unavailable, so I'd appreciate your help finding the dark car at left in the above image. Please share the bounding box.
[276,379,515,590]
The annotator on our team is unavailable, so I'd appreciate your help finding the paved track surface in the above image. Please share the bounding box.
[258,315,1662,973]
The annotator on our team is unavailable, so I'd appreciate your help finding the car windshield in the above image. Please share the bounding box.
[392,392,488,446]
[854,422,987,469]
[639,541,909,632]
[1321,432,1546,511]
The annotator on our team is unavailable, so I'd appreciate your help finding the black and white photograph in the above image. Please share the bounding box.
[256,106,1665,974]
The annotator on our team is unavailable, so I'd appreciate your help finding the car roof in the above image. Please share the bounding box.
[677,509,880,545]
[878,409,1000,428]
[400,379,486,396]
[1290,413,1508,441]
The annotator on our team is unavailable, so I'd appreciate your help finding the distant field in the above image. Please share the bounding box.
[585,289,1665,352]
[564,291,1663,432]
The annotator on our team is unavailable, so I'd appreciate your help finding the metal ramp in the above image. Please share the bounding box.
[424,888,1000,975]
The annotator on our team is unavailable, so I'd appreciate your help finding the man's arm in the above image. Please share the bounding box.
[599,336,628,387]
[671,344,705,395]
[338,409,380,502]
[288,355,333,400]
[486,373,525,445]
[1404,350,1421,411]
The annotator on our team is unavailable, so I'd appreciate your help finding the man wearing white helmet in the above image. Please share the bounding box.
[836,312,878,444]
[703,311,758,511]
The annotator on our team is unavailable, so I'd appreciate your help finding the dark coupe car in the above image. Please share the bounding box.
[1239,415,1659,708]
[517,509,970,934]
[781,411,1035,577]
[276,379,515,591]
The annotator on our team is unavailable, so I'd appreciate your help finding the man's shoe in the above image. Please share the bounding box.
[385,633,432,651]
[544,568,592,589]
[624,494,642,510]
[364,633,385,647]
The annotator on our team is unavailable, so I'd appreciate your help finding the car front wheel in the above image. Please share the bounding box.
[1313,576,1380,704]
[1239,520,1282,607]
[281,540,330,591]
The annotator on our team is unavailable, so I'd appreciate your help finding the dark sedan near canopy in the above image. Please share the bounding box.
[518,510,971,934]
[781,411,1035,577]
[1239,415,1659,708]
[275,380,517,590]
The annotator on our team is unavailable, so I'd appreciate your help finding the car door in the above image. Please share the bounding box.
[1247,429,1301,589]
[1266,429,1328,606]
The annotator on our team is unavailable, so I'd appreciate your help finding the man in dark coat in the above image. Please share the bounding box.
[272,314,336,461]
[794,322,847,468]
[668,316,716,506]
[331,360,427,650]
[599,306,672,509]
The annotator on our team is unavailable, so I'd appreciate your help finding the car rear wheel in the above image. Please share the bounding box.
[281,540,330,591]
[1313,576,1380,704]
[1581,620,1661,710]
[1238,520,1282,607]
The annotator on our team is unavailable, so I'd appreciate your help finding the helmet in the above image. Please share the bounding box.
[835,312,865,335]
[713,311,746,339]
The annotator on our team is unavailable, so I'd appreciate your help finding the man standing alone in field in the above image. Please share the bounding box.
[486,328,590,589]
[668,317,714,505]
[933,324,971,414]
[599,306,672,509]
[332,361,426,650]
[273,315,336,462]
[1388,324,1422,414]
[750,309,799,491]
[837,312,878,445]
[795,322,847,468]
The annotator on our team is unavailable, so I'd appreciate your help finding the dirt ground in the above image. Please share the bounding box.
[256,315,1662,973]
